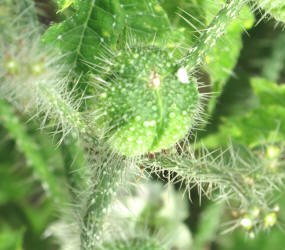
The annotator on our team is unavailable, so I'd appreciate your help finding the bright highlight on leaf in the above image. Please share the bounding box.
[57,0,75,12]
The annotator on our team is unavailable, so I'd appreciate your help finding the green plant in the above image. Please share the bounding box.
[1,0,285,249]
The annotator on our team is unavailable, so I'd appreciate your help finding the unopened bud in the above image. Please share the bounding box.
[264,213,277,228]
[5,58,18,74]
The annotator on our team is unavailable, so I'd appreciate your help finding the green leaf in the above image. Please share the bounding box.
[0,164,31,205]
[252,77,285,106]
[120,0,172,46]
[262,33,285,82]
[202,78,285,148]
[0,98,67,203]
[57,0,77,12]
[226,106,285,145]
[0,226,25,250]
[42,0,124,73]
[92,47,199,156]
[158,0,205,45]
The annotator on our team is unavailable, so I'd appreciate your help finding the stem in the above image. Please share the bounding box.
[40,85,89,135]
[61,134,89,199]
[80,152,126,249]
[181,0,248,71]
[0,97,67,203]
[254,0,285,23]
[143,146,279,210]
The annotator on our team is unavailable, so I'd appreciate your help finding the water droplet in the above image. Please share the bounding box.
[176,67,189,84]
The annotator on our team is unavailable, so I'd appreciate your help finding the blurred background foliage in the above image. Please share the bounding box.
[1,0,285,249]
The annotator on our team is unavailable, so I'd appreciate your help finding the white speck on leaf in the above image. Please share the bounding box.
[177,67,189,84]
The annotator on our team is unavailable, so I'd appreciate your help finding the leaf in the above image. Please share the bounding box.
[0,226,25,250]
[202,78,285,148]
[262,33,285,82]
[57,0,77,12]
[120,0,172,46]
[0,98,67,203]
[252,77,285,106]
[224,106,285,146]
[42,0,124,73]
[92,47,199,156]
[158,0,206,45]
[0,164,31,205]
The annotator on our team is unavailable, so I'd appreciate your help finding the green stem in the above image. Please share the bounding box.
[143,147,278,210]
[40,85,89,135]
[61,134,89,199]
[0,97,67,203]
[181,0,248,71]
[80,152,126,249]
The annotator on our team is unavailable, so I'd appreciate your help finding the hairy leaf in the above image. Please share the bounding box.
[42,0,124,73]
[158,0,206,45]
[92,47,199,156]
[120,0,172,46]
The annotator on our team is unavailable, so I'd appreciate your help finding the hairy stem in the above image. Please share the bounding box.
[181,0,248,71]
[80,152,126,249]
[143,146,283,211]
[61,135,89,199]
[0,97,67,203]
[39,84,89,135]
